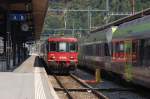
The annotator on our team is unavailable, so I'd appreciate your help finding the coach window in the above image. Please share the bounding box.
[120,43,124,51]
[104,43,110,56]
[115,42,124,52]
[132,40,138,59]
[49,42,57,51]
[96,44,99,56]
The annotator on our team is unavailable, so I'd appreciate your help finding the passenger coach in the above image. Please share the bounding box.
[79,15,150,88]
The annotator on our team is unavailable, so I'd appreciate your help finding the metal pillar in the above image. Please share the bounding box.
[20,43,24,62]
[17,43,21,64]
[130,0,135,15]
[3,37,6,58]
[6,12,11,70]
[12,42,16,66]
[23,43,26,60]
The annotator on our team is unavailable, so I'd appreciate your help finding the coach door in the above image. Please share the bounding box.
[124,40,133,80]
[125,40,132,62]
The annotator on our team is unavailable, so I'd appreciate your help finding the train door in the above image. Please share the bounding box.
[138,39,150,67]
[124,40,133,80]
[125,40,133,62]
[132,40,138,65]
[124,40,139,64]
[143,39,150,66]
[139,39,144,66]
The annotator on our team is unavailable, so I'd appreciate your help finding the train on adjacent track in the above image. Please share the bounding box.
[40,37,78,73]
[79,15,150,88]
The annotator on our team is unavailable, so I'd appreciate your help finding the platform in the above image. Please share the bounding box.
[0,55,59,99]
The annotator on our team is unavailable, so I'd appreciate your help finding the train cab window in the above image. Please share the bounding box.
[59,42,67,52]
[69,43,78,52]
[49,42,57,51]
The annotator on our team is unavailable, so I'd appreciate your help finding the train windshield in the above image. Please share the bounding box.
[59,42,67,52]
[69,43,78,52]
[49,42,78,52]
[49,42,57,51]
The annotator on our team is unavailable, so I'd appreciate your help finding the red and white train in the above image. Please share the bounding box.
[40,37,78,73]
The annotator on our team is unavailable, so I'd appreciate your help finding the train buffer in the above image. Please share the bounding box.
[0,55,59,99]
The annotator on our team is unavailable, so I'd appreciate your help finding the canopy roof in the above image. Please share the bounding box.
[32,0,48,39]
[0,0,48,40]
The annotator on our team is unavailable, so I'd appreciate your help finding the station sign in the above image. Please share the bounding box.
[9,13,26,21]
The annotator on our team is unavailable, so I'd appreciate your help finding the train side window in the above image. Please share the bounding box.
[132,41,138,53]
[84,46,86,55]
[104,43,110,56]
[85,45,87,55]
[96,44,100,56]
[120,43,124,51]
[112,41,124,58]
[115,42,124,52]
[93,44,96,56]
[89,45,92,56]
[101,44,103,56]
[76,44,78,51]
[89,45,93,56]
[98,44,101,56]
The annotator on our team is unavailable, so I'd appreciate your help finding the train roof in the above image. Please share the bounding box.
[48,37,78,42]
[91,8,150,33]
[80,41,103,46]
[84,27,117,43]
[112,15,150,41]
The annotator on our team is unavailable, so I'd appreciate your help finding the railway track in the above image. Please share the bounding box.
[49,73,108,99]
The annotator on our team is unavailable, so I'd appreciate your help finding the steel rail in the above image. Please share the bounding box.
[70,73,108,99]
[54,75,73,99]
[54,87,134,92]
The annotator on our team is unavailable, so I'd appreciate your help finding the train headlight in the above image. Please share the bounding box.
[50,56,55,60]
[70,56,74,60]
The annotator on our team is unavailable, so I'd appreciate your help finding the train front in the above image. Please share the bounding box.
[47,37,78,72]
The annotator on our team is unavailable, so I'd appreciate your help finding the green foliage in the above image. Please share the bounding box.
[45,16,64,28]
[43,0,150,35]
